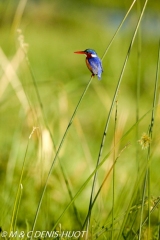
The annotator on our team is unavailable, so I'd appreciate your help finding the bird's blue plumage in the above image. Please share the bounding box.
[86,56,103,80]
[74,49,103,80]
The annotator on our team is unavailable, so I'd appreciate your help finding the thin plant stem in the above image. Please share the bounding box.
[19,35,84,230]
[30,76,93,236]
[149,40,160,137]
[79,112,151,233]
[29,64,82,226]
[51,108,151,231]
[138,170,148,240]
[138,38,160,239]
[13,184,23,231]
[135,3,142,235]
[111,100,118,240]
[18,29,81,227]
[115,1,149,239]
[9,127,37,232]
[147,163,151,239]
[82,143,129,231]
[101,0,137,61]
[142,197,160,227]
[59,161,82,227]
[85,0,148,236]
[135,0,142,236]
[97,151,152,240]
[147,38,160,239]
[136,0,141,174]
[134,197,160,239]
[9,142,29,233]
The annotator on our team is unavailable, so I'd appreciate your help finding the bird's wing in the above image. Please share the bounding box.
[88,57,100,75]
[88,57,103,80]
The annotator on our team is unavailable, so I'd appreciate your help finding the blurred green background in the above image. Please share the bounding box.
[0,0,160,237]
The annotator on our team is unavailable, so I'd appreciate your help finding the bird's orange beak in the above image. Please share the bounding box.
[74,51,86,54]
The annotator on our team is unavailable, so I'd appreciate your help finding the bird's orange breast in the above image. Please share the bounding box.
[85,58,93,73]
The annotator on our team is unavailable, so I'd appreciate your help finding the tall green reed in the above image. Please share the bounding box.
[138,38,160,240]
[85,0,148,238]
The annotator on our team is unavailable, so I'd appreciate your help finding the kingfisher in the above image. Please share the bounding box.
[74,49,103,80]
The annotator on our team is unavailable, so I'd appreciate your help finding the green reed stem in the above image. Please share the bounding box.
[19,39,85,231]
[101,0,137,61]
[52,108,151,231]
[111,100,118,240]
[136,0,141,173]
[9,128,34,232]
[138,38,160,240]
[30,76,93,236]
[84,1,138,237]
[85,0,148,236]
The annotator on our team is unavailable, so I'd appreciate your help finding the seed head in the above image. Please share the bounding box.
[138,132,151,150]
[17,29,29,54]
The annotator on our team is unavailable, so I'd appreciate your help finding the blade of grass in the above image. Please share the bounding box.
[51,109,151,231]
[11,0,27,32]
[138,171,148,240]
[17,30,87,231]
[51,148,116,232]
[0,48,24,98]
[118,0,159,239]
[136,0,142,173]
[133,2,142,235]
[13,184,23,231]
[59,160,82,227]
[30,76,93,236]
[138,37,160,240]
[85,0,148,236]
[0,47,29,113]
[9,127,38,232]
[117,154,150,240]
[111,100,118,240]
[141,197,160,229]
[133,197,160,239]
[33,74,83,226]
[148,39,160,133]
[101,0,137,61]
[95,155,154,239]
[82,143,130,232]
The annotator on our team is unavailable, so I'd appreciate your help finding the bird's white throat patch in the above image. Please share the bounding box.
[91,54,97,57]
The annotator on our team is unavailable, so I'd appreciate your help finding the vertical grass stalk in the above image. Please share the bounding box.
[52,109,150,231]
[102,0,137,61]
[111,100,118,240]
[136,0,141,173]
[31,76,93,235]
[85,0,148,236]
[13,184,23,231]
[18,31,86,231]
[59,161,82,227]
[9,127,37,232]
[9,144,28,232]
[147,38,160,238]
[28,58,82,226]
[138,38,160,239]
